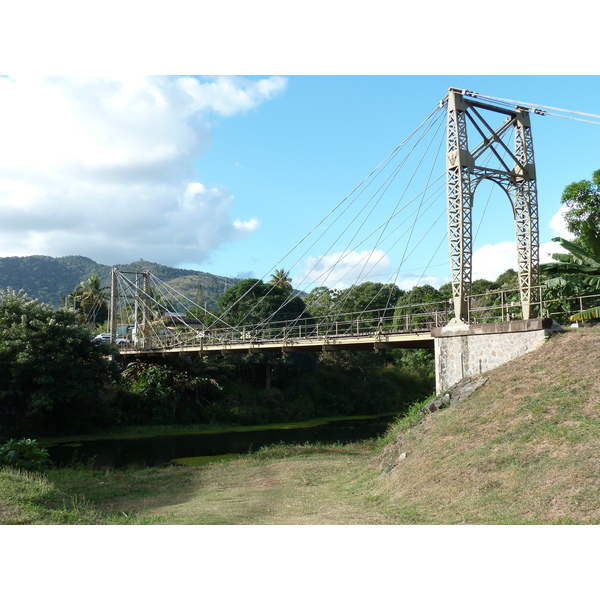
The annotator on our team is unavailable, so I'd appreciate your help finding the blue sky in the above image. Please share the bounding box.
[0,75,599,294]
[191,75,600,291]
[1,2,598,297]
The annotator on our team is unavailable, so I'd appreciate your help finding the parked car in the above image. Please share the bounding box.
[93,333,130,347]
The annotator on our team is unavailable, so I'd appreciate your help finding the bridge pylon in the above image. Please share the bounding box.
[445,88,540,324]
[109,267,118,344]
[108,268,153,348]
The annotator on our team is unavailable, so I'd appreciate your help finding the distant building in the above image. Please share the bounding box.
[161,312,204,330]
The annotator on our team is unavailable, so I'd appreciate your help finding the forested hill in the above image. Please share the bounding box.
[0,255,240,308]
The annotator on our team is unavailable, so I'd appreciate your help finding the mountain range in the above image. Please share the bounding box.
[0,255,241,309]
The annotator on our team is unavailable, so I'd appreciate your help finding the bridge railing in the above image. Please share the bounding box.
[132,301,452,350]
[196,303,451,348]
[541,292,600,323]
[467,287,600,324]
[467,288,533,323]
[123,289,600,351]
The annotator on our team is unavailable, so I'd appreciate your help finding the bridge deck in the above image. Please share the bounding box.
[118,330,434,359]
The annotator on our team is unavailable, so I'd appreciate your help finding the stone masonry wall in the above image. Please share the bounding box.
[432,319,559,394]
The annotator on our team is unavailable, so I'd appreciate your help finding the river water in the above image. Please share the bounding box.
[45,414,398,469]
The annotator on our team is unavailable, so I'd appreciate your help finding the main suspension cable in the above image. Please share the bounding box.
[457,90,600,125]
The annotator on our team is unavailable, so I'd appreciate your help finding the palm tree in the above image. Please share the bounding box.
[540,218,600,321]
[73,274,109,327]
[269,268,292,291]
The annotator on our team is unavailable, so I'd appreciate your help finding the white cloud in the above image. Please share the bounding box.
[177,76,287,117]
[539,241,564,264]
[395,274,447,291]
[0,75,286,265]
[472,241,518,281]
[549,204,574,240]
[539,205,575,264]
[470,204,576,277]
[299,249,392,289]
[233,218,260,233]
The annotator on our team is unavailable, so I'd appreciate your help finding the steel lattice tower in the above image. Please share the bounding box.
[445,88,540,324]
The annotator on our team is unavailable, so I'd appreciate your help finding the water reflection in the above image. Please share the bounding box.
[46,415,397,469]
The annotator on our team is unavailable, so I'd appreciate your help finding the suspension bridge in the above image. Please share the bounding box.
[98,88,600,391]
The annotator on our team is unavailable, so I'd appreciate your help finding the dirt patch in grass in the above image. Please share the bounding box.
[0,502,23,524]
[140,447,403,525]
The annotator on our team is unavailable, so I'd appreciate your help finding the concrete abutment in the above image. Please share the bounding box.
[431,318,562,394]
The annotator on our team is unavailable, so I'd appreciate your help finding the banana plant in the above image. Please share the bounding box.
[540,217,600,322]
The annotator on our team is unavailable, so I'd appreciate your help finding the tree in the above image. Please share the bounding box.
[72,273,109,327]
[216,279,313,401]
[495,268,519,290]
[337,282,403,315]
[217,278,308,330]
[540,217,600,321]
[0,289,117,436]
[560,169,600,238]
[438,282,452,299]
[333,282,403,331]
[304,286,339,319]
[269,268,292,291]
[394,284,447,329]
[121,360,223,425]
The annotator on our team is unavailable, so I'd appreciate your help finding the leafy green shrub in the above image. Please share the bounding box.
[0,438,52,472]
[121,360,223,425]
[0,288,119,436]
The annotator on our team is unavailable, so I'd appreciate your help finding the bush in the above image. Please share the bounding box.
[0,288,118,436]
[0,438,52,472]
[121,360,223,425]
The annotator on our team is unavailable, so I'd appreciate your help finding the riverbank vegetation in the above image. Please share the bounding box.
[0,282,436,439]
[0,261,533,440]
[3,242,585,441]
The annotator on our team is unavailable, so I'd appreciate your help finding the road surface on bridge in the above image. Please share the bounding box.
[117,328,435,359]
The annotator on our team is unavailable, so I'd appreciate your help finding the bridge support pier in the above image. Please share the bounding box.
[432,318,561,394]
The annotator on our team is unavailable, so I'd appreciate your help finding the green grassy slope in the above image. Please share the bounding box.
[373,326,600,523]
